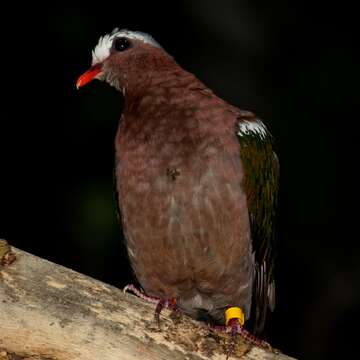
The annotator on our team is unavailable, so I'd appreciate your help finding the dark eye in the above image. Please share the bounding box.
[114,37,131,51]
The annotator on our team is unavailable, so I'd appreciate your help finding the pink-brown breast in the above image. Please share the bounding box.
[115,76,254,323]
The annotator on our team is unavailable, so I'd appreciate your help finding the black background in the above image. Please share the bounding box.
[0,2,358,359]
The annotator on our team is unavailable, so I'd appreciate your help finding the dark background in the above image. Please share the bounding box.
[0,1,357,359]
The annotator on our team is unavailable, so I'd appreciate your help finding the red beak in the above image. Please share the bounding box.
[76,63,103,89]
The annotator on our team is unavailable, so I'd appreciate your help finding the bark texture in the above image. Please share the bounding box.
[0,241,296,360]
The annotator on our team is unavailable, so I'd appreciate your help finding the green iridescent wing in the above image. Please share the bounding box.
[236,112,279,334]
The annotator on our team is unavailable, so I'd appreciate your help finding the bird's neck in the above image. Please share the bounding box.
[122,63,200,110]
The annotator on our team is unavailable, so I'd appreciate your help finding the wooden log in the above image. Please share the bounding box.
[0,240,296,360]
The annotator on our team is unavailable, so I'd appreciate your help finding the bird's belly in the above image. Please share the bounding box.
[116,144,253,320]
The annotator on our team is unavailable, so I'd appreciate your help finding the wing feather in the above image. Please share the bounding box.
[236,112,279,334]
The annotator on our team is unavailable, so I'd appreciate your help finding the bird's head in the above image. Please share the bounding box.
[76,29,172,95]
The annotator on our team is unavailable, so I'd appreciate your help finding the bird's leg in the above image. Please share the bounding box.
[124,284,179,327]
[155,297,177,327]
[226,307,245,358]
[211,306,271,358]
[226,318,256,359]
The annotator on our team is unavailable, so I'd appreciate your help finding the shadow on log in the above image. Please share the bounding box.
[0,240,296,360]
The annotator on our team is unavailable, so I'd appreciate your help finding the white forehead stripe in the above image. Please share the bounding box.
[91,28,162,65]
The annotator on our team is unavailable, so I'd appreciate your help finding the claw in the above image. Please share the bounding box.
[123,284,140,295]
[155,299,165,328]
[0,240,16,267]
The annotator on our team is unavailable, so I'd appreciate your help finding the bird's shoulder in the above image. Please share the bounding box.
[234,109,279,257]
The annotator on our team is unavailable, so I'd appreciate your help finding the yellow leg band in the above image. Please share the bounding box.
[225,307,245,326]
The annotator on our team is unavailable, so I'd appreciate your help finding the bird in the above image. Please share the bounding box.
[77,28,279,342]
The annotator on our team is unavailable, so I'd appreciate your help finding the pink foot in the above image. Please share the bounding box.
[123,284,159,304]
[212,319,271,348]
[124,284,178,327]
[212,319,272,359]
